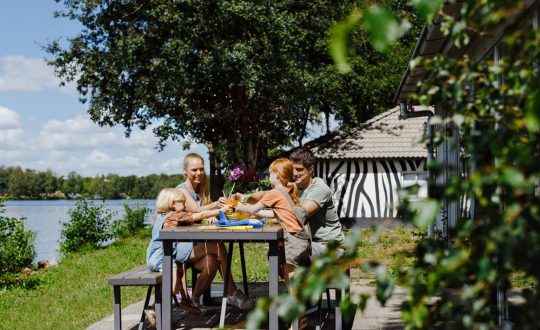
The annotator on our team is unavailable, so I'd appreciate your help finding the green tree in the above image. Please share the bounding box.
[47,0,416,198]
[62,171,84,197]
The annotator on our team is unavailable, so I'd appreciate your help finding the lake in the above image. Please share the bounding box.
[3,199,156,263]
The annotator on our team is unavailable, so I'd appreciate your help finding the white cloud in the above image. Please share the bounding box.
[0,106,20,128]
[0,56,78,95]
[84,150,141,170]
[0,107,24,148]
[161,158,182,173]
[39,116,122,150]
[0,110,207,176]
[0,56,59,91]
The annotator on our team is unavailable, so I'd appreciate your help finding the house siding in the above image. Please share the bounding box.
[315,158,425,220]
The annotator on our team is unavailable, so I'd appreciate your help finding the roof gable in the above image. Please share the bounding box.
[304,106,431,159]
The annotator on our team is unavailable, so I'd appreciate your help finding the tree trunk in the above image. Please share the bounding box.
[234,86,257,170]
[206,142,224,201]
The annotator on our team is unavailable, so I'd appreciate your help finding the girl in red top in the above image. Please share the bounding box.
[235,158,311,282]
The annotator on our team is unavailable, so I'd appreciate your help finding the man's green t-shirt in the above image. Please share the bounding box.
[299,177,344,244]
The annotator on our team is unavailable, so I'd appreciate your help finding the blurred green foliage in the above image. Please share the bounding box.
[249,0,540,328]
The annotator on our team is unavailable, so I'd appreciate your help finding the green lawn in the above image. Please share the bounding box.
[0,234,269,330]
[350,227,419,284]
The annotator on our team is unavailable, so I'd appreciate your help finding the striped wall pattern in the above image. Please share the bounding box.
[315,159,426,219]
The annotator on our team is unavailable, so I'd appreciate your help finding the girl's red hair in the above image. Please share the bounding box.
[269,158,299,205]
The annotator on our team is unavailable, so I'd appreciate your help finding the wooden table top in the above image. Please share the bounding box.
[158,224,283,242]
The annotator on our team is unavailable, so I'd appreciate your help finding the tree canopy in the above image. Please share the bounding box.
[47,0,418,196]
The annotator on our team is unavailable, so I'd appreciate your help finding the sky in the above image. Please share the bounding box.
[0,0,209,177]
[0,1,333,178]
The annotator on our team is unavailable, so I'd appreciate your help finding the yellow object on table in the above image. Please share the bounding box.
[227,226,253,230]
[198,225,253,230]
[225,212,252,220]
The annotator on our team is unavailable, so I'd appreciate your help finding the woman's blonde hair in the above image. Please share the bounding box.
[269,158,299,205]
[156,188,186,213]
[183,153,211,205]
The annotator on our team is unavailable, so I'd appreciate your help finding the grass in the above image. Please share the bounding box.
[350,227,420,284]
[0,233,270,330]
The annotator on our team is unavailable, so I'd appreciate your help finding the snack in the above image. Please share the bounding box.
[225,212,252,220]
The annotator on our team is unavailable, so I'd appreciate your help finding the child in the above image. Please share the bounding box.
[145,188,232,323]
[235,158,311,282]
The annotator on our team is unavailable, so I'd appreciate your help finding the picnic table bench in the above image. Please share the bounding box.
[108,265,172,330]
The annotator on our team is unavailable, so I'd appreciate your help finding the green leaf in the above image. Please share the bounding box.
[361,5,411,53]
[340,293,358,322]
[246,297,270,330]
[342,228,362,256]
[408,0,443,22]
[500,168,525,189]
[410,199,440,230]
[276,295,305,322]
[525,89,540,132]
[358,293,370,311]
[302,274,327,304]
[329,9,361,73]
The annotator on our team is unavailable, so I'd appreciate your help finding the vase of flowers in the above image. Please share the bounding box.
[223,166,270,195]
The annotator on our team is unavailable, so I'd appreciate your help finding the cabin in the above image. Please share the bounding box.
[298,106,430,227]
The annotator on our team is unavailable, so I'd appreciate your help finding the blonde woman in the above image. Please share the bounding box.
[175,153,254,311]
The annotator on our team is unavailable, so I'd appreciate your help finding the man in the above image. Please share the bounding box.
[289,147,345,259]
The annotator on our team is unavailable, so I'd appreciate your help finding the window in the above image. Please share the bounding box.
[402,172,428,198]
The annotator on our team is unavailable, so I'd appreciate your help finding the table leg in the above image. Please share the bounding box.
[219,243,235,328]
[269,241,279,330]
[113,286,121,330]
[239,242,249,296]
[155,283,162,330]
[161,241,173,330]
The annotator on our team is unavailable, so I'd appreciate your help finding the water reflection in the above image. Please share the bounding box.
[3,199,155,263]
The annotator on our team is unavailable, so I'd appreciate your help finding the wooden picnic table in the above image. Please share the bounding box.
[158,224,284,330]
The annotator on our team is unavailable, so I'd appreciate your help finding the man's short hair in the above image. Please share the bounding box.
[289,147,316,168]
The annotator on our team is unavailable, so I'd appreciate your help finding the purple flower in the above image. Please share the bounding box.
[229,167,245,182]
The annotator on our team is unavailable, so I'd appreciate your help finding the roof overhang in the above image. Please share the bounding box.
[393,1,464,104]
[394,0,540,105]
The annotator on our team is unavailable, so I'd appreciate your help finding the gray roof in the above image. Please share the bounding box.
[304,106,431,160]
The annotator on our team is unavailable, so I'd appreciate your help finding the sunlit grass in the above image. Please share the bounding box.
[351,226,420,284]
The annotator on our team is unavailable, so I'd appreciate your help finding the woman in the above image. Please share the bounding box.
[175,153,253,312]
[235,158,311,282]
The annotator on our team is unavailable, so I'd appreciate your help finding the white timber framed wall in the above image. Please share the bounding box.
[314,158,426,223]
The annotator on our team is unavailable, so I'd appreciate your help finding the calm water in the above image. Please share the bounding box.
[3,199,156,263]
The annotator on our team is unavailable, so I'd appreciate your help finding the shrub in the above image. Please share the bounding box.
[60,198,115,253]
[0,198,36,286]
[113,203,150,238]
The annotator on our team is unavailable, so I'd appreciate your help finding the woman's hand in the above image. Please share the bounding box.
[220,205,233,213]
[218,196,227,207]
